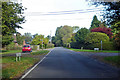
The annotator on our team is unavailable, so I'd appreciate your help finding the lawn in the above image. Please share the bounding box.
[1,50,49,79]
[31,50,49,55]
[104,56,120,68]
[0,50,22,54]
[68,48,120,53]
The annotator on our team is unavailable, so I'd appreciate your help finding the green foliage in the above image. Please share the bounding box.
[85,32,109,44]
[31,50,49,55]
[6,42,22,50]
[46,43,54,48]
[72,26,79,33]
[31,45,38,50]
[23,33,32,43]
[2,57,38,78]
[91,2,120,26]
[70,28,89,49]
[31,35,50,49]
[75,28,90,43]
[53,25,73,47]
[1,50,21,54]
[94,42,115,50]
[112,32,120,50]
[31,35,44,45]
[2,35,14,47]
[16,32,25,45]
[90,15,100,30]
[43,37,49,49]
[2,2,25,47]
[104,56,120,68]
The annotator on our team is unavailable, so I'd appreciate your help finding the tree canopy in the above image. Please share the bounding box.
[1,2,25,47]
[85,32,109,44]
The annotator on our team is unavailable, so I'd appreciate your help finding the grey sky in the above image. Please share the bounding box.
[17,0,104,37]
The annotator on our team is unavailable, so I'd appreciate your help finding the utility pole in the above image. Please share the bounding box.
[101,40,102,51]
[50,30,52,43]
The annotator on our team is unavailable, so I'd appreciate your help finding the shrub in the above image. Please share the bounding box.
[85,32,110,49]
[46,43,54,48]
[91,27,113,39]
[6,42,22,50]
[31,45,38,50]
[94,42,115,50]
[85,32,109,44]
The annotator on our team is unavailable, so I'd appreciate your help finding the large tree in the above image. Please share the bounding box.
[90,15,101,30]
[23,33,32,43]
[52,25,73,47]
[72,28,90,48]
[1,1,25,47]
[90,1,120,28]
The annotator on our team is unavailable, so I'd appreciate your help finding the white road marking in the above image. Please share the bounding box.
[19,49,54,80]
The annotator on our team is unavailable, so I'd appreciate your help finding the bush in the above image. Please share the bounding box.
[85,32,110,44]
[94,42,115,50]
[46,43,54,48]
[31,45,38,50]
[6,42,22,50]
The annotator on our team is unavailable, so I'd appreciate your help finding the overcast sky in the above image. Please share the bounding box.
[16,0,103,37]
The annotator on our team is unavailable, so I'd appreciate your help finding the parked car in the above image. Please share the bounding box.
[22,45,32,53]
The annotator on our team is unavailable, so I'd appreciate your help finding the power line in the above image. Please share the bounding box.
[25,8,104,16]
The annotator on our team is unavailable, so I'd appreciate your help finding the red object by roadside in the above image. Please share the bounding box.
[22,45,32,52]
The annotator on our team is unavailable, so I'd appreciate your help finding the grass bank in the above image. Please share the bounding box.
[68,48,120,53]
[2,50,49,79]
[0,50,22,54]
[104,56,120,68]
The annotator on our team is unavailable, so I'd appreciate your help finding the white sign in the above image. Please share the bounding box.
[16,53,21,57]
[94,48,99,51]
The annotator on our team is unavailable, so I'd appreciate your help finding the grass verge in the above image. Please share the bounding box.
[0,50,22,54]
[104,56,120,68]
[1,50,49,79]
[31,50,49,55]
[68,48,120,53]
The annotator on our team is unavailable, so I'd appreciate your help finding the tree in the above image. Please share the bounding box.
[75,28,90,43]
[85,32,109,44]
[113,32,120,50]
[72,26,79,33]
[91,2,120,26]
[53,25,73,47]
[1,2,25,47]
[72,28,90,48]
[43,37,49,49]
[33,33,38,38]
[16,32,25,45]
[90,15,101,30]
[91,27,113,39]
[23,33,32,43]
[31,35,44,45]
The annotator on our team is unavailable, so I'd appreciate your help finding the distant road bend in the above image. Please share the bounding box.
[24,47,119,78]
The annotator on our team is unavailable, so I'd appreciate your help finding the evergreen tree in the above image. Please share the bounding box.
[90,15,100,30]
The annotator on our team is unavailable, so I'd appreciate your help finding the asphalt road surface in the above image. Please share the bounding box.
[24,47,119,78]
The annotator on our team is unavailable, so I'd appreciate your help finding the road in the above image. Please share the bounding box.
[24,47,119,78]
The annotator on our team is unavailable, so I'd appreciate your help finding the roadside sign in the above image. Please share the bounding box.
[16,53,22,61]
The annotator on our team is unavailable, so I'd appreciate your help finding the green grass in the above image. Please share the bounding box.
[0,50,22,54]
[1,50,50,78]
[68,48,120,53]
[31,50,49,55]
[104,56,120,67]
[2,56,39,78]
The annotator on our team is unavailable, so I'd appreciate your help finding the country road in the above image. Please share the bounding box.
[23,47,119,78]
